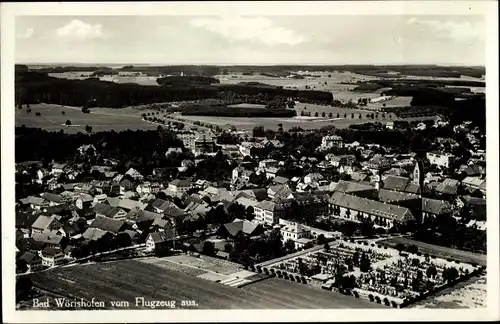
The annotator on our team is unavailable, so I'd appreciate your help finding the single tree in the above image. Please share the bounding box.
[85,125,92,133]
[65,120,72,126]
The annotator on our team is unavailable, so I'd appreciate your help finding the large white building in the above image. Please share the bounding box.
[426,151,456,169]
[320,135,343,150]
[280,222,314,249]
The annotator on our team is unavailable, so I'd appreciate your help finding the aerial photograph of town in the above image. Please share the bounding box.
[8,6,494,318]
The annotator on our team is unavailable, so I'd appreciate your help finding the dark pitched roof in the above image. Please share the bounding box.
[383,175,421,194]
[20,251,39,263]
[16,212,39,228]
[221,220,261,237]
[335,180,375,193]
[31,215,58,231]
[378,189,420,203]
[89,216,125,233]
[42,247,61,257]
[92,203,121,218]
[170,179,191,187]
[126,209,163,223]
[435,178,459,195]
[150,230,174,244]
[32,231,64,245]
[82,227,110,241]
[40,192,64,203]
[150,199,173,211]
[422,198,452,215]
[329,192,414,222]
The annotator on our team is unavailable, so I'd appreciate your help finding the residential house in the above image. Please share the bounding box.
[421,198,453,222]
[93,203,127,220]
[435,178,460,196]
[217,219,264,238]
[106,197,147,212]
[264,167,280,179]
[51,163,68,177]
[82,227,114,244]
[382,175,421,194]
[273,176,289,186]
[459,196,486,221]
[19,251,44,272]
[89,215,127,233]
[259,159,279,170]
[76,193,94,210]
[40,247,65,267]
[168,179,192,193]
[267,184,293,201]
[40,193,64,206]
[462,176,486,195]
[326,154,356,167]
[304,173,324,185]
[20,196,48,210]
[125,168,144,181]
[145,231,175,253]
[329,192,415,229]
[280,222,313,249]
[254,200,286,226]
[119,179,135,194]
[31,230,65,249]
[31,215,62,234]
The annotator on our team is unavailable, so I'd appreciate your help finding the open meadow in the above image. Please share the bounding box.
[15,103,160,133]
[215,71,383,102]
[26,258,380,310]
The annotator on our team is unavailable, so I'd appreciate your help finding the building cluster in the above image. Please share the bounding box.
[15,119,486,273]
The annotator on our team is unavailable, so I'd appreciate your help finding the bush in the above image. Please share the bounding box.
[364,242,369,246]
[383,298,390,306]
[391,301,398,308]
[377,245,381,248]
[375,296,381,304]
[368,294,374,302]
[416,252,422,256]
[353,291,359,298]
[371,244,375,247]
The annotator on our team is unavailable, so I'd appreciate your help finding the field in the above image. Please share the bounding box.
[216,71,382,102]
[411,275,487,309]
[15,103,160,133]
[378,237,486,266]
[25,259,380,309]
[48,71,160,86]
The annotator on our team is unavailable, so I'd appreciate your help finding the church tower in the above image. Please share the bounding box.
[412,159,424,188]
